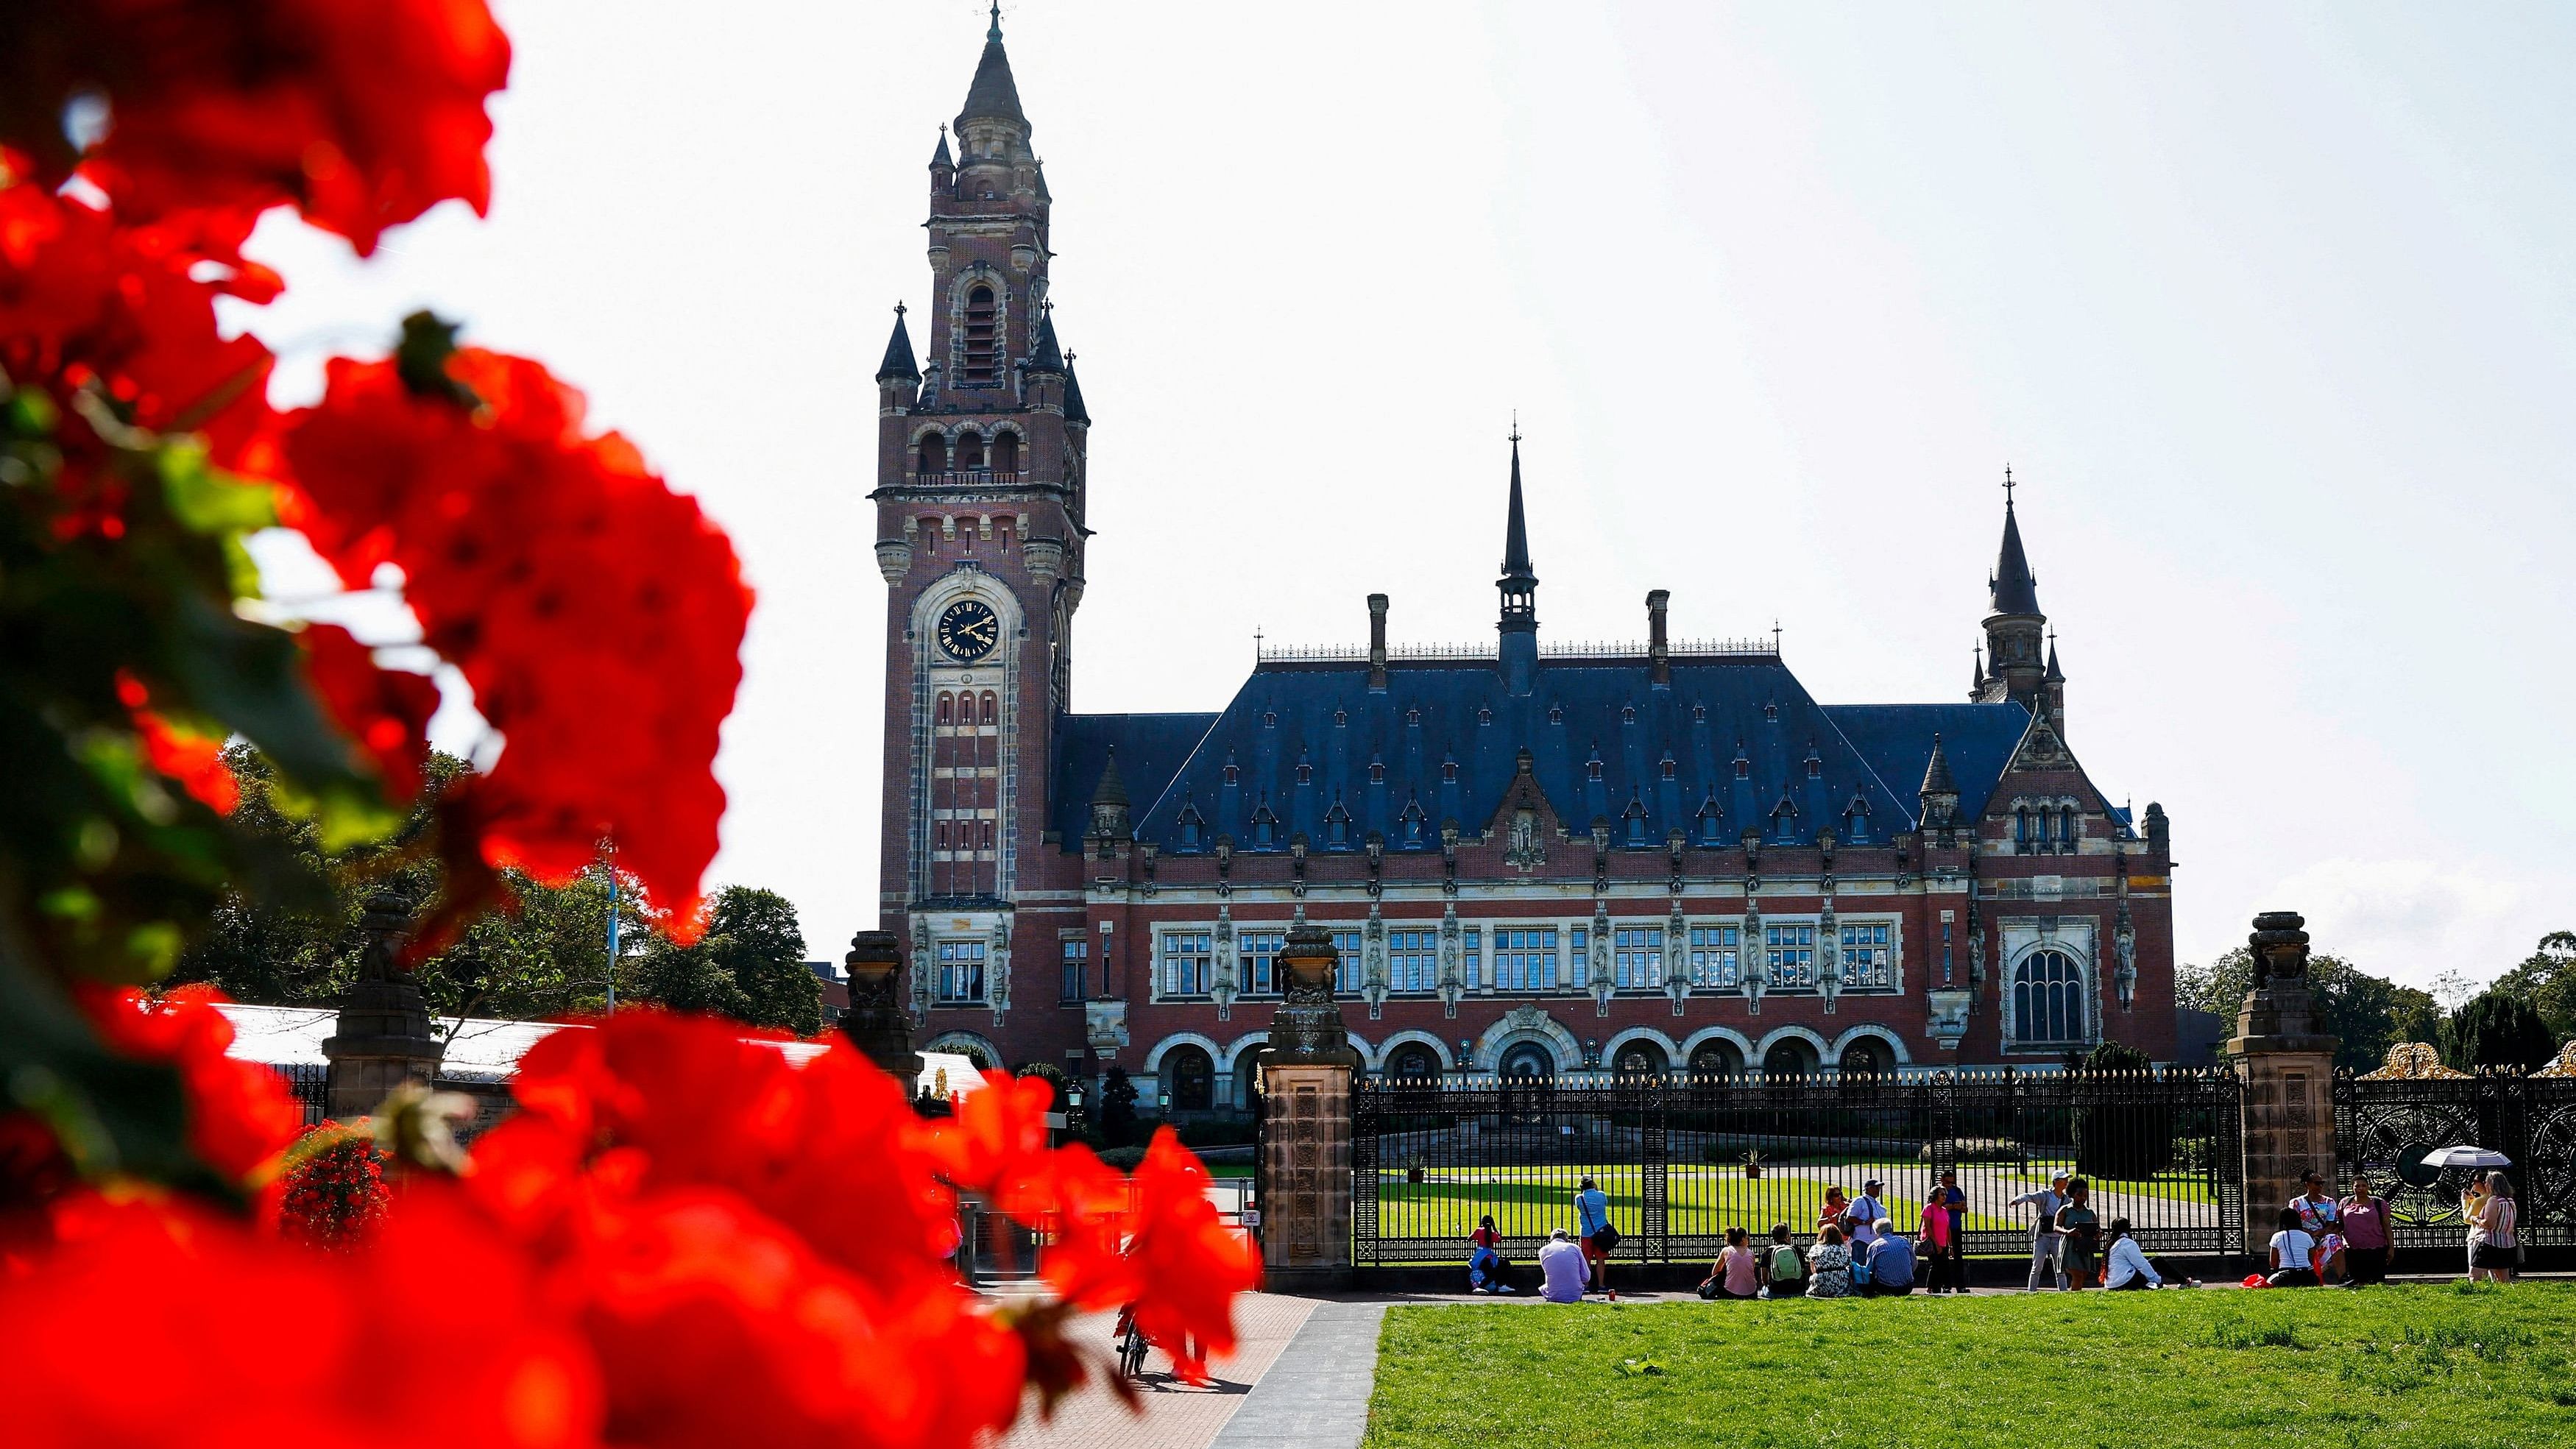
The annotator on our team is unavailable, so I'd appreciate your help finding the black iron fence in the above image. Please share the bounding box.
[2335,1070,2576,1250]
[1352,1067,2244,1267]
[272,1063,330,1127]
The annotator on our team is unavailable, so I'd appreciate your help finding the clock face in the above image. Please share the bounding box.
[937,599,1000,662]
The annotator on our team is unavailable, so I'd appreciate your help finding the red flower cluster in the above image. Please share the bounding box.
[2,0,512,255]
[278,1124,390,1251]
[280,350,751,934]
[0,1011,1264,1448]
[77,985,302,1187]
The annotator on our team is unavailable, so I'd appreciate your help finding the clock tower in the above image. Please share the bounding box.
[869,11,1089,1020]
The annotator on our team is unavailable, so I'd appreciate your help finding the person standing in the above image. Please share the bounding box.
[1929,1169,1970,1293]
[2290,1172,2343,1282]
[2009,1173,2070,1291]
[1574,1175,1616,1299]
[1849,1179,1888,1253]
[2338,1175,2390,1286]
[1805,1223,1854,1299]
[1817,1186,1853,1241]
[2054,1178,2102,1289]
[2471,1172,2519,1285]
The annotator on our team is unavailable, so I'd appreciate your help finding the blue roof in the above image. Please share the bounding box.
[1104,656,1945,854]
[1052,712,1220,845]
[1821,702,2033,824]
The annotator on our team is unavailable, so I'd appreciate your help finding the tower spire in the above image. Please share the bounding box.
[1496,422,1538,695]
[1989,465,2040,617]
[988,0,1002,42]
[1981,464,2048,709]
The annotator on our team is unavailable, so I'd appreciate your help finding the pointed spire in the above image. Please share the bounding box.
[930,126,954,169]
[1499,421,1535,586]
[1061,350,1089,425]
[1027,310,1064,373]
[1988,467,2041,616]
[958,13,1027,128]
[1919,733,1958,796]
[1091,748,1128,807]
[2044,632,2064,683]
[876,302,919,383]
[1971,642,1986,692]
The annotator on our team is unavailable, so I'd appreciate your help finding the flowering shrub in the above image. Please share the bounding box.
[278,1122,389,1250]
[0,4,1258,1445]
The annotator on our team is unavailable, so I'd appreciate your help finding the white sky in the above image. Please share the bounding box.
[231,1,2575,991]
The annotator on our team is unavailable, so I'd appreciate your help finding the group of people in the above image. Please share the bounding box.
[1479,1164,2527,1303]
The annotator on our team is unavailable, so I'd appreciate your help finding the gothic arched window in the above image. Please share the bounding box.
[991,431,1019,474]
[953,430,986,471]
[2014,949,2085,1046]
[917,434,946,475]
[960,284,999,384]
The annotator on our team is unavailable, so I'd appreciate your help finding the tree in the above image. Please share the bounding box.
[2491,930,2576,1041]
[2442,989,2558,1071]
[2173,946,2439,1074]
[624,885,819,1035]
[1097,1066,1141,1148]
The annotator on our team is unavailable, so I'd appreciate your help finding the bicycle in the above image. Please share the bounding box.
[1113,1305,1148,1381]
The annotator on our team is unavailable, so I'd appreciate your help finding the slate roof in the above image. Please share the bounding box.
[877,308,919,381]
[1061,657,2036,857]
[1989,500,2041,615]
[1052,712,1220,846]
[958,34,1027,127]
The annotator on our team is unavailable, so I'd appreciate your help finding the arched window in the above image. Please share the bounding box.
[980,692,998,725]
[2014,949,2085,1046]
[2059,806,2078,852]
[1688,1041,1744,1079]
[1839,1038,1889,1080]
[935,692,954,726]
[1385,1044,1441,1081]
[991,431,1019,474]
[2015,807,2032,852]
[1761,1040,1815,1079]
[1612,1041,1669,1078]
[917,434,947,475]
[953,431,986,470]
[960,285,999,384]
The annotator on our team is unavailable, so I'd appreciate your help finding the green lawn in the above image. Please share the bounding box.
[1363,1284,2576,1448]
[1372,1166,2014,1244]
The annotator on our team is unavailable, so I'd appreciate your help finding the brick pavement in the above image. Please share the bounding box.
[996,1292,1319,1449]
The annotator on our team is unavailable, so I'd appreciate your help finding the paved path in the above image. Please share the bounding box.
[1207,1301,1386,1449]
[997,1292,1328,1449]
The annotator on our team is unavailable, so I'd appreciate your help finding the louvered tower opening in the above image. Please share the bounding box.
[961,285,999,385]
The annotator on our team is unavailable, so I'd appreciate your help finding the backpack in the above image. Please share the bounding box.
[1769,1243,1803,1280]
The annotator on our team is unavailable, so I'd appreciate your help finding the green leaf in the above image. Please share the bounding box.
[158,447,277,539]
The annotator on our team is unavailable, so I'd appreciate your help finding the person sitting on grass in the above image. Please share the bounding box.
[1805,1223,1854,1299]
[1699,1225,1762,1300]
[1468,1214,1515,1294]
[2102,1216,2193,1289]
[1538,1228,1590,1303]
[1760,1222,1803,1300]
[1863,1217,1916,1296]
[2266,1207,2319,1287]
[2054,1177,2103,1289]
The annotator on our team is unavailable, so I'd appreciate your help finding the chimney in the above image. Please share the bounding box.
[1646,589,1671,687]
[1367,593,1389,692]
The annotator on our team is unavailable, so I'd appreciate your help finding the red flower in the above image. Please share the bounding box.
[298,623,441,803]
[281,350,750,938]
[0,178,277,470]
[0,1187,602,1449]
[1,0,512,256]
[277,1124,389,1250]
[1044,1129,1262,1384]
[77,985,300,1186]
[118,671,243,814]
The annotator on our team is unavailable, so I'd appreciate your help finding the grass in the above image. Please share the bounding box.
[1372,1166,2014,1244]
[1362,1283,2576,1448]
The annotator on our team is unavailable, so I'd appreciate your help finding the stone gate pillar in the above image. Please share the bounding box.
[2224,910,2340,1257]
[838,929,921,1083]
[1253,923,1362,1290]
[321,893,442,1119]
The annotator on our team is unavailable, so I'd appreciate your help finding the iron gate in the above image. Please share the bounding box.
[2334,1070,2576,1250]
[1351,1066,2244,1267]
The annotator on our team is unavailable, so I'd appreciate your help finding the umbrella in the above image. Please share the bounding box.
[2421,1145,2513,1170]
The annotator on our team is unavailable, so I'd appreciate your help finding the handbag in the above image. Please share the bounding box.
[1593,1223,1622,1252]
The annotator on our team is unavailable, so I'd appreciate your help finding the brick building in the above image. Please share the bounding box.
[868,19,2178,1112]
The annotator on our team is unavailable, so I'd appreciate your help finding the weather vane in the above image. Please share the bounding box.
[2002,463,2016,506]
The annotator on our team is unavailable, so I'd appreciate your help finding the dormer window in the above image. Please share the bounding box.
[1333,709,1348,727]
[1660,756,1677,782]
[1325,798,1352,847]
[1621,706,1637,725]
[1223,762,1240,786]
[1763,703,1780,723]
[1696,796,1725,846]
[1369,759,1387,784]
[1693,704,1707,723]
[1587,754,1604,784]
[1262,710,1278,728]
[1478,707,1493,726]
[1178,801,1204,850]
[1548,706,1564,724]
[1295,761,1314,785]
[1733,750,1750,782]
[1442,759,1459,783]
[1400,799,1427,846]
[1406,708,1422,727]
[1806,756,1822,781]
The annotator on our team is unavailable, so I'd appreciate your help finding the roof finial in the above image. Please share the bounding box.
[2002,462,2016,508]
[988,0,1003,42]
[1772,619,1782,653]
[1509,409,1521,446]
[894,300,906,317]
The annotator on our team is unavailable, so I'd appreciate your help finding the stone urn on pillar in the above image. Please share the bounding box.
[2223,910,2340,1258]
[320,891,443,1119]
[1251,923,1362,1290]
[838,929,921,1083]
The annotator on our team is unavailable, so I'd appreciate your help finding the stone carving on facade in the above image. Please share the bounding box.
[2113,896,2138,1011]
[1437,904,1464,1018]
[986,917,1012,1026]
[1588,899,1614,1017]
[1362,904,1387,1019]
[1741,896,1766,1014]
[1816,883,1841,1015]
[1506,807,1544,872]
[1967,920,1987,996]
[1211,903,1237,1021]
[1925,990,1972,1049]
[909,917,933,1022]
[1665,898,1690,1017]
